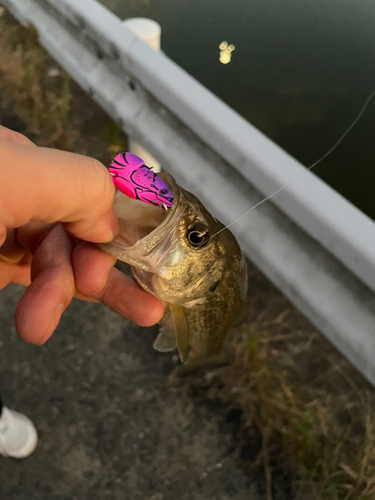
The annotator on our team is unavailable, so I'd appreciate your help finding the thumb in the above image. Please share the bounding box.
[0,139,118,243]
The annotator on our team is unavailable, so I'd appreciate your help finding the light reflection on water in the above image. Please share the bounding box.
[99,0,375,220]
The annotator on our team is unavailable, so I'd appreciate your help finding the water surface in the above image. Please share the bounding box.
[100,0,375,220]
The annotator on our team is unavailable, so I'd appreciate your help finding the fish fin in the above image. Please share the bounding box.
[180,351,228,372]
[169,304,190,363]
[153,326,177,352]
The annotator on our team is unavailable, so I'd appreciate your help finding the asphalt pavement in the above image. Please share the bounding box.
[0,280,270,500]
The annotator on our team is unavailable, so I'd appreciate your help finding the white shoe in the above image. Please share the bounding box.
[0,407,38,458]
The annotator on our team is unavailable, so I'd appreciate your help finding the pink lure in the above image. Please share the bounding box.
[109,152,173,209]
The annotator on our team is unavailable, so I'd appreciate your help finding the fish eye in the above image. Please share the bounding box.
[187,222,210,247]
[160,188,168,195]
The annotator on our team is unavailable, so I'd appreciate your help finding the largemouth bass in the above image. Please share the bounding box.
[100,173,247,368]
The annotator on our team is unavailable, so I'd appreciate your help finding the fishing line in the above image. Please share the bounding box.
[210,86,375,240]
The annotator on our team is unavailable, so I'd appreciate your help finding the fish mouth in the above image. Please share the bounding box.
[99,174,185,271]
[115,174,180,245]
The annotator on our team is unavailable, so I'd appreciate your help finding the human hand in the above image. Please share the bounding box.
[0,126,164,345]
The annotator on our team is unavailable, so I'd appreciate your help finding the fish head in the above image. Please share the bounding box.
[100,173,244,308]
[146,187,234,307]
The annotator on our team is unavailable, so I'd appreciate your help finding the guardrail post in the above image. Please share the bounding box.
[123,17,161,172]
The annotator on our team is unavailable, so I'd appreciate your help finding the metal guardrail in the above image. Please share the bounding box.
[3,0,375,384]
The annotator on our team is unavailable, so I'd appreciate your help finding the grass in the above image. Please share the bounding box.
[0,10,74,149]
[1,6,375,500]
[222,304,375,499]
[0,7,127,157]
